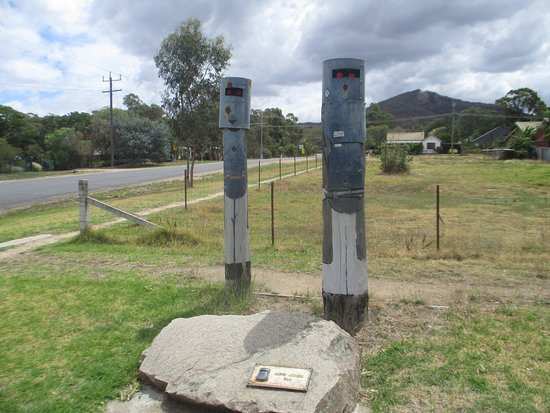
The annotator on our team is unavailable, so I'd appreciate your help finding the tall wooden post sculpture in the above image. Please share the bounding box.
[219,77,252,293]
[321,59,368,332]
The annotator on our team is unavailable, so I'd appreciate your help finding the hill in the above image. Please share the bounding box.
[374,89,499,128]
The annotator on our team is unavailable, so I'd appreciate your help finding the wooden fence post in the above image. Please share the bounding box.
[79,179,89,234]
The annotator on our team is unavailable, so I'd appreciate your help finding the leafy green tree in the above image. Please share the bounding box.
[366,104,394,149]
[0,106,41,157]
[155,18,231,185]
[112,117,170,164]
[0,138,21,172]
[496,88,547,119]
[431,126,451,142]
[44,127,89,170]
[123,93,164,122]
[507,126,537,159]
[366,103,394,126]
[366,125,389,149]
[301,123,322,154]
[456,107,503,140]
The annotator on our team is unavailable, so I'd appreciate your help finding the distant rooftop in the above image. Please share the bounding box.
[387,131,425,142]
[515,121,542,131]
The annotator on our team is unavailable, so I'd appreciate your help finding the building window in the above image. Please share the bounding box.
[427,142,436,150]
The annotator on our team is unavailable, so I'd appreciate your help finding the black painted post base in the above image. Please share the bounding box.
[225,262,251,294]
[322,291,369,334]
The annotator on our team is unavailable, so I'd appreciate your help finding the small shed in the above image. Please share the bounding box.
[422,136,441,154]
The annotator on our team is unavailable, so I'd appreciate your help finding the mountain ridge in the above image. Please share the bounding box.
[373,89,499,128]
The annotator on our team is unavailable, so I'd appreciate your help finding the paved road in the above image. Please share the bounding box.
[0,158,288,212]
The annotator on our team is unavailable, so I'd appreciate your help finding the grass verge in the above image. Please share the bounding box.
[0,262,251,412]
[363,302,550,412]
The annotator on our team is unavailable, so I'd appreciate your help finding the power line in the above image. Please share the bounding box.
[366,112,547,125]
[0,82,102,92]
[102,72,122,168]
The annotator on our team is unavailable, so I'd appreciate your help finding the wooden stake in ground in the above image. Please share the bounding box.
[321,58,368,333]
[219,77,252,294]
[79,179,89,233]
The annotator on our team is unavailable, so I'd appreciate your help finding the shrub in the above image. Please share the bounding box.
[31,162,42,172]
[261,148,272,159]
[380,143,411,174]
[507,128,536,159]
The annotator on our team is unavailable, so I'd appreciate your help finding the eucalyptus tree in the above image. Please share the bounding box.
[155,18,231,185]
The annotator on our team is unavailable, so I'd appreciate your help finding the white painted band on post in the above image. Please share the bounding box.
[224,193,251,265]
[322,209,367,295]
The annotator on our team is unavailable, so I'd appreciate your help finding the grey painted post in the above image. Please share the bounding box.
[79,179,89,234]
[321,58,368,333]
[219,77,252,293]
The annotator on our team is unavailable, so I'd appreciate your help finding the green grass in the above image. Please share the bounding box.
[45,155,548,277]
[0,262,251,412]
[0,154,548,411]
[363,303,550,412]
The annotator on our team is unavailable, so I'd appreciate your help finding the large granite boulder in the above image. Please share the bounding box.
[139,311,361,413]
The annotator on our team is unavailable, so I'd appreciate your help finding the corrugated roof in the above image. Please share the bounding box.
[515,121,542,131]
[387,131,425,142]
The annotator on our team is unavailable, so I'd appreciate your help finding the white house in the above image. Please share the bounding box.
[422,135,442,154]
[386,131,441,154]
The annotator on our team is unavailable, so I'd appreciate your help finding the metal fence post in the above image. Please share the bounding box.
[294,155,296,175]
[271,181,275,246]
[279,158,282,180]
[184,168,188,209]
[306,155,309,171]
[258,160,261,190]
[79,179,89,234]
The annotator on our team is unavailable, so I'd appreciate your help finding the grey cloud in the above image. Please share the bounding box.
[89,0,549,112]
[471,17,546,73]
[298,0,529,71]
[89,0,260,58]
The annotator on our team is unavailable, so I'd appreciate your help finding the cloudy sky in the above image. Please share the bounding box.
[1,0,549,122]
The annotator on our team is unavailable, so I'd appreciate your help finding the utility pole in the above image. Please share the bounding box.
[102,71,122,168]
[451,100,455,155]
[260,110,264,159]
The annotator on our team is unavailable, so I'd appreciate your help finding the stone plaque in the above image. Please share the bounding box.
[247,365,312,392]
